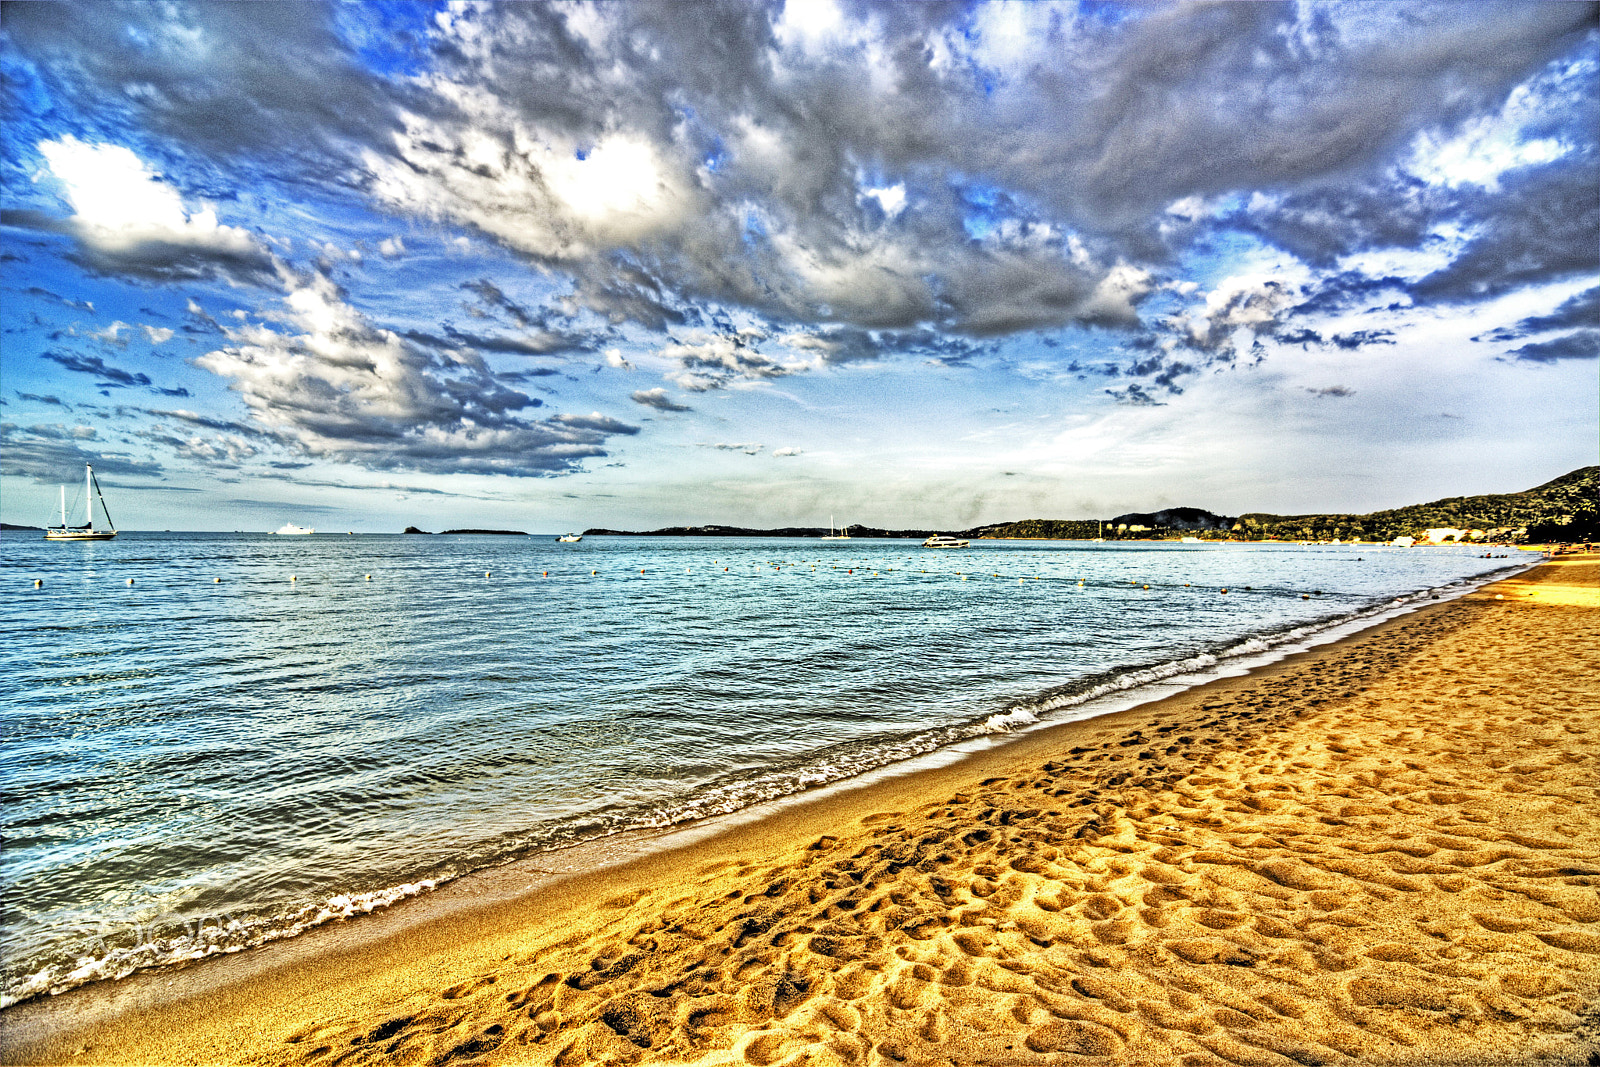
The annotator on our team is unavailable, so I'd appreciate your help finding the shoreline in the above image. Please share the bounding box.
[0,555,1533,1012]
[3,558,1596,1065]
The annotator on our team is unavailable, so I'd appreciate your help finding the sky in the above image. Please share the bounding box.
[1,1,1596,533]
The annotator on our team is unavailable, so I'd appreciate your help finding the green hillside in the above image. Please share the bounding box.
[1236,466,1597,543]
[967,466,1597,543]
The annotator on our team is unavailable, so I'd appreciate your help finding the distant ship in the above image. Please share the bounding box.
[922,534,969,548]
[556,533,582,542]
[272,523,315,535]
[821,516,851,540]
[45,464,117,541]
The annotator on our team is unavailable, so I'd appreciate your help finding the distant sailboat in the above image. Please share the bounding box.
[44,465,117,541]
[821,516,851,540]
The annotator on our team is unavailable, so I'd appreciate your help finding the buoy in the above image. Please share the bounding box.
[1302,594,1309,599]
[724,567,728,572]
[1143,584,1150,590]
[1494,593,1503,600]
[485,571,491,578]
[290,575,296,582]
[365,575,372,581]
[1184,582,1190,587]
[640,569,645,574]
[1018,578,1024,584]
[543,571,548,577]
[127,578,135,586]
[214,577,222,583]
[1078,580,1084,586]
[592,570,597,576]
[1220,588,1228,594]
[33,579,42,588]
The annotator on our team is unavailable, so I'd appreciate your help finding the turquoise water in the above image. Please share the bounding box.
[0,532,1525,1005]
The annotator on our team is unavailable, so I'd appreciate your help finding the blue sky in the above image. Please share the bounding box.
[2,1,1596,532]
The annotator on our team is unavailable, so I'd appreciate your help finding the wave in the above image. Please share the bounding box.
[1,558,1530,1008]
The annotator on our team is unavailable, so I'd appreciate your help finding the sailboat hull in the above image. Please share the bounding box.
[44,528,117,541]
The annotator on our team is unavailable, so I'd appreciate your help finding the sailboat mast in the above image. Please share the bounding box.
[86,465,94,529]
[60,485,66,527]
[89,465,115,531]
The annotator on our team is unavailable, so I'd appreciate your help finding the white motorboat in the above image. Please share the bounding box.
[557,533,582,542]
[272,523,315,535]
[922,534,969,548]
[44,465,117,541]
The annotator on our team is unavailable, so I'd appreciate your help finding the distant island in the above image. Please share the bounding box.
[403,527,527,535]
[582,466,1597,545]
[581,523,942,539]
[1,523,43,532]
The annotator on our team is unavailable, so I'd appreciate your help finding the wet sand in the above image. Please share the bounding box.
[3,558,1596,1066]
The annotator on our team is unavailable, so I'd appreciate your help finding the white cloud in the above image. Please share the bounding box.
[141,324,175,345]
[36,137,276,285]
[194,273,638,475]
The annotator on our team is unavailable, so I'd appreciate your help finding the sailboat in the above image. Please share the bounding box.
[821,516,851,540]
[45,464,118,541]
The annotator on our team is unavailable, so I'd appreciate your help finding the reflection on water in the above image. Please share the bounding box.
[0,531,1524,1004]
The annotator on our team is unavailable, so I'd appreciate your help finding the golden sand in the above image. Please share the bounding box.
[3,558,1596,1066]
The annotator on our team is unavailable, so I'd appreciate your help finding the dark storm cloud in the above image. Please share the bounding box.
[1506,330,1600,363]
[1412,155,1600,303]
[0,1,405,162]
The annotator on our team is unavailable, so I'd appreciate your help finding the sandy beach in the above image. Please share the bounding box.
[3,557,1596,1066]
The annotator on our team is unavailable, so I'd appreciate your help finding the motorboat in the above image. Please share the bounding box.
[44,465,117,541]
[272,523,315,535]
[922,534,969,548]
[557,533,583,542]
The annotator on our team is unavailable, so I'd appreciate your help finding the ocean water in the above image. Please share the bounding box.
[0,532,1528,1006]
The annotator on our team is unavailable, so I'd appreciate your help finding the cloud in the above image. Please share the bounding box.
[21,287,94,312]
[378,236,406,258]
[40,349,152,389]
[1506,330,1600,363]
[703,442,762,455]
[141,324,175,345]
[1307,386,1356,398]
[1329,329,1397,350]
[7,3,1595,355]
[772,446,802,457]
[661,328,808,391]
[20,138,279,286]
[1474,286,1600,342]
[14,391,71,408]
[630,388,692,412]
[0,421,163,482]
[193,273,639,475]
[605,349,635,371]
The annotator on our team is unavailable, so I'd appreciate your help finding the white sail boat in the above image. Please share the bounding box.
[821,515,851,540]
[45,464,118,541]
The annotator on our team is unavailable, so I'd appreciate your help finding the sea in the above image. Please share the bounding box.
[0,531,1531,1007]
